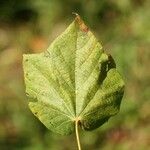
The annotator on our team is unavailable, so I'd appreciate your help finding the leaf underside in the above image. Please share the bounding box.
[23,16,124,135]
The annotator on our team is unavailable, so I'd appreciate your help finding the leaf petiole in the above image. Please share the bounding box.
[75,118,82,150]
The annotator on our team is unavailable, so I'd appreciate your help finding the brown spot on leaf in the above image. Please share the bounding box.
[74,13,89,32]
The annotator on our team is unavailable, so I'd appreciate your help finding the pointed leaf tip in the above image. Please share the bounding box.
[73,14,89,32]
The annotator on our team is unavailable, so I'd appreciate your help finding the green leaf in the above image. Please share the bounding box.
[23,15,124,135]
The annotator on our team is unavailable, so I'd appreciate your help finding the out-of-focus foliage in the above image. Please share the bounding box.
[0,0,149,150]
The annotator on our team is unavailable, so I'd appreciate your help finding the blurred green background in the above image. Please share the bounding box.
[0,0,149,150]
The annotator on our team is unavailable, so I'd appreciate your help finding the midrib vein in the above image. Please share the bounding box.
[74,24,78,117]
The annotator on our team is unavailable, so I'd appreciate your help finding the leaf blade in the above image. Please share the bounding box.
[23,16,125,135]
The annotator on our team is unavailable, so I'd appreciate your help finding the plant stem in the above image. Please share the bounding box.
[75,119,82,150]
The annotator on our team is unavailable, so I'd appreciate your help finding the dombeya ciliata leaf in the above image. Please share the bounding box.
[23,15,124,135]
